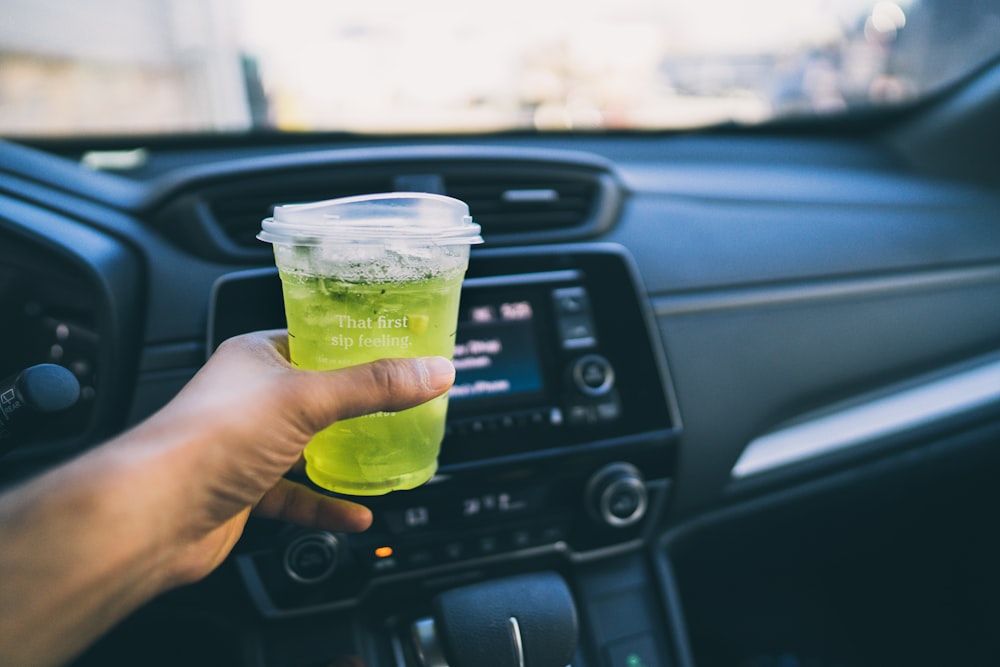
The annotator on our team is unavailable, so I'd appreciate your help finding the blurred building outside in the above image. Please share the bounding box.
[0,0,250,136]
[0,0,993,138]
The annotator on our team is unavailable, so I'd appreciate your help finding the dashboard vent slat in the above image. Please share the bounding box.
[447,176,600,235]
[204,175,394,250]
[149,150,623,261]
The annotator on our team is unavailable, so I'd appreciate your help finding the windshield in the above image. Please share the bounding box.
[1,0,998,137]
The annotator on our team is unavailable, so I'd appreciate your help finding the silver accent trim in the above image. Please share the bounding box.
[653,264,1000,317]
[502,188,559,203]
[732,357,1000,479]
[508,617,526,667]
[411,617,449,667]
[391,632,410,667]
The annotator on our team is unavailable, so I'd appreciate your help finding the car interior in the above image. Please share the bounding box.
[1,2,1000,666]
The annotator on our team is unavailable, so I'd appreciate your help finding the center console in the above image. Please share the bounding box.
[208,243,680,625]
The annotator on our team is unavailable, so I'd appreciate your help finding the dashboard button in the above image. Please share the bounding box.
[371,557,399,574]
[552,286,591,316]
[511,529,533,549]
[406,549,435,568]
[558,315,598,348]
[443,542,465,561]
[596,396,622,421]
[539,524,568,544]
[384,505,434,534]
[477,535,499,555]
[568,404,597,425]
[553,286,598,348]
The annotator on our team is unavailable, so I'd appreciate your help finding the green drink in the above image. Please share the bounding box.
[259,193,482,495]
[279,270,464,494]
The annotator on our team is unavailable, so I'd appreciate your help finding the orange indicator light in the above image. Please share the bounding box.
[374,546,394,558]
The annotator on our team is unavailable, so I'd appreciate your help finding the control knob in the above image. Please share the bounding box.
[283,531,340,584]
[585,463,648,528]
[571,354,615,396]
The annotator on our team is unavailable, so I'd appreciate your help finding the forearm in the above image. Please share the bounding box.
[0,439,185,667]
[0,342,453,667]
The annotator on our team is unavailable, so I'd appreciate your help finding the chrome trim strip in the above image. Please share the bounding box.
[732,357,1000,479]
[509,617,526,667]
[653,264,1000,317]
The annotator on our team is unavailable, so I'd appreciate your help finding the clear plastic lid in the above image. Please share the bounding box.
[258,192,483,246]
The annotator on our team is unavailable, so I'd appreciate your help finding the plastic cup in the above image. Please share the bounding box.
[258,192,482,495]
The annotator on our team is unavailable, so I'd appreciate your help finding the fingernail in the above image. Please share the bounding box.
[420,356,455,392]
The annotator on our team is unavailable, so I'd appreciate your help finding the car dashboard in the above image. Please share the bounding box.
[2,77,1000,667]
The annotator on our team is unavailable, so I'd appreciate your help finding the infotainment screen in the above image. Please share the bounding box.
[208,251,676,472]
[449,297,545,410]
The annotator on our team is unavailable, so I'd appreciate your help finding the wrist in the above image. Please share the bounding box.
[104,415,252,587]
[94,424,216,589]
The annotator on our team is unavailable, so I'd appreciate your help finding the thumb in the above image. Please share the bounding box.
[288,356,456,434]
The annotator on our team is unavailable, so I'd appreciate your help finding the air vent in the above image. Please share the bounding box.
[148,148,623,261]
[446,172,601,236]
[206,173,395,249]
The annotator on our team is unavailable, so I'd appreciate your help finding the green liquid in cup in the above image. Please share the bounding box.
[279,268,464,495]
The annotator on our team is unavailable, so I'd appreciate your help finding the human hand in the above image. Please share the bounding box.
[123,329,455,585]
[0,330,454,667]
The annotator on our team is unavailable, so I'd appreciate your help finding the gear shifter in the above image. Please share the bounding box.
[411,572,578,667]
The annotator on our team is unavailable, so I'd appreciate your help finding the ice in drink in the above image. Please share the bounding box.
[279,269,464,494]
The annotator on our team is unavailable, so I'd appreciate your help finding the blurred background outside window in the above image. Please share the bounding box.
[1,0,998,137]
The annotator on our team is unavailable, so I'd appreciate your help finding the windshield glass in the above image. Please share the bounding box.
[1,0,998,137]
